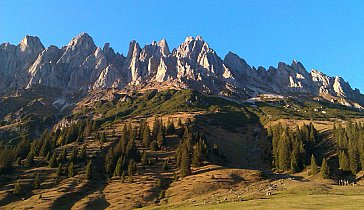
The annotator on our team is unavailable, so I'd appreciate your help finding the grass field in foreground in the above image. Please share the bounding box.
[179,194,364,210]
[144,182,364,210]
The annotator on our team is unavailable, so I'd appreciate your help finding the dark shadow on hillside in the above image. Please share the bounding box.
[194,109,270,172]
[50,155,110,210]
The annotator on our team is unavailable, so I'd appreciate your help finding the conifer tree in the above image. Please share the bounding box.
[177,118,182,127]
[114,157,123,177]
[128,159,135,176]
[321,158,330,179]
[121,171,125,183]
[166,119,175,135]
[25,152,34,167]
[339,151,350,171]
[69,147,78,163]
[85,160,92,179]
[49,153,57,168]
[78,145,87,161]
[310,154,319,175]
[278,133,290,171]
[150,140,159,151]
[180,143,191,177]
[348,139,360,174]
[162,160,168,171]
[105,148,116,175]
[58,147,67,163]
[34,173,40,189]
[126,138,139,161]
[142,124,151,147]
[56,163,63,177]
[68,162,75,177]
[192,142,203,167]
[152,118,161,139]
[141,152,148,166]
[157,127,166,148]
[14,179,22,195]
[290,150,299,173]
[100,132,106,143]
[40,139,51,157]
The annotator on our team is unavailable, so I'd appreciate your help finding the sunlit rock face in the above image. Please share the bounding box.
[0,33,363,107]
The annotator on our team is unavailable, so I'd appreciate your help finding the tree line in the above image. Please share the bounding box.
[334,121,364,175]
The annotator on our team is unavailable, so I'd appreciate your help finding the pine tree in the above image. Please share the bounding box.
[162,160,168,171]
[152,118,161,139]
[159,190,166,199]
[85,160,92,179]
[126,138,139,161]
[40,139,51,157]
[16,157,21,166]
[142,124,151,147]
[34,173,40,189]
[173,172,178,182]
[348,138,360,174]
[128,159,135,176]
[78,145,87,161]
[105,148,116,175]
[290,150,299,173]
[180,143,191,177]
[121,171,125,183]
[58,147,67,163]
[56,163,63,177]
[310,154,319,175]
[166,119,175,135]
[114,157,123,177]
[68,162,75,177]
[25,152,34,167]
[339,151,350,171]
[100,132,107,142]
[177,118,182,127]
[14,179,22,195]
[150,140,159,151]
[157,127,166,148]
[192,142,203,167]
[49,153,57,168]
[278,133,291,171]
[141,152,148,166]
[321,158,330,179]
[69,147,78,163]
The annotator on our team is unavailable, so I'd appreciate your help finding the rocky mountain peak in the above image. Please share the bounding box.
[18,35,44,53]
[157,39,170,56]
[65,32,95,50]
[0,33,363,109]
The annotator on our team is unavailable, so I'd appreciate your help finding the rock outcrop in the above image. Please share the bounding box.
[0,33,363,107]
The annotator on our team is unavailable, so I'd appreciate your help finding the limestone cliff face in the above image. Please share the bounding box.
[0,33,363,107]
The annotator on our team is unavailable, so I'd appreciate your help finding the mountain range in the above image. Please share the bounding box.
[1,33,363,109]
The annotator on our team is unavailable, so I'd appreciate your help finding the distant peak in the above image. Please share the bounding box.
[157,38,170,55]
[67,32,95,47]
[195,35,204,41]
[184,36,194,42]
[158,38,167,45]
[75,32,91,39]
[184,35,204,43]
[19,35,44,52]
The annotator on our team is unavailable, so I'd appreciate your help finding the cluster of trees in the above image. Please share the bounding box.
[268,123,318,172]
[0,118,97,175]
[176,119,208,178]
[104,117,180,180]
[141,118,169,150]
[105,122,141,179]
[334,121,364,175]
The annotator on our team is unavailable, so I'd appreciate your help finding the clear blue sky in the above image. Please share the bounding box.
[1,1,364,91]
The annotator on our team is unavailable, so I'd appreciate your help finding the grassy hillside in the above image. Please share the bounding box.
[1,88,364,209]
